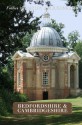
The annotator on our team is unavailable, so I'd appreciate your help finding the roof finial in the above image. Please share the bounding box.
[43,7,50,18]
[46,7,48,11]
[42,7,51,27]
[46,8,48,13]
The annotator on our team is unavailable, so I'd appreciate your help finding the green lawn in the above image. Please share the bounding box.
[0,97,82,125]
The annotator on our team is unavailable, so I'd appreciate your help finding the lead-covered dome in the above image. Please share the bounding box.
[27,9,67,53]
[30,26,63,47]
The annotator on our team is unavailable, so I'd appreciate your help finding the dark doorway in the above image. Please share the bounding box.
[43,91,48,100]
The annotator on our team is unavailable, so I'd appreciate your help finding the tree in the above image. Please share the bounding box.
[66,0,82,16]
[26,0,52,6]
[74,41,82,58]
[74,41,82,88]
[68,31,80,49]
[26,0,82,15]
[21,30,35,51]
[0,0,40,66]
[0,0,41,91]
[51,19,67,47]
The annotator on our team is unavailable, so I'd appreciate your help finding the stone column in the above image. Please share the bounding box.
[68,64,71,88]
[64,63,68,87]
[74,64,79,89]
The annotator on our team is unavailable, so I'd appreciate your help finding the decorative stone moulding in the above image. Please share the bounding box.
[27,46,68,53]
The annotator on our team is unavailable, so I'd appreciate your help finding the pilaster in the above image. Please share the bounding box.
[14,61,17,91]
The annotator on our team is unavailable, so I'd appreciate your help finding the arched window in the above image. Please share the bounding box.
[70,65,75,88]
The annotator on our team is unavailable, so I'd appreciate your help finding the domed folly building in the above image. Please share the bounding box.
[12,11,81,100]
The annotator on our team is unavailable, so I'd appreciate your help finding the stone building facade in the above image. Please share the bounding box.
[12,12,81,100]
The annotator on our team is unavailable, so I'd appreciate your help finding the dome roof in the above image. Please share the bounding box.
[30,27,63,47]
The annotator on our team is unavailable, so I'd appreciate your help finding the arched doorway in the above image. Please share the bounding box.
[70,65,75,88]
[43,91,48,100]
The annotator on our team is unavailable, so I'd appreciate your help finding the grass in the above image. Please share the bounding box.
[0,97,82,125]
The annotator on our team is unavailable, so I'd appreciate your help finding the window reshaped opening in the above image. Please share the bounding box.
[43,72,48,85]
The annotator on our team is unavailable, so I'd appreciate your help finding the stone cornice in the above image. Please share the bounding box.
[26,46,68,53]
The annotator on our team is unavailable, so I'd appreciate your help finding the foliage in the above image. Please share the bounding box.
[0,98,8,116]
[26,0,82,15]
[26,0,52,6]
[51,19,67,47]
[74,41,82,58]
[79,61,82,89]
[66,0,82,16]
[21,30,35,51]
[74,41,82,88]
[0,0,40,66]
[13,92,29,102]
[0,57,14,91]
[0,88,28,116]
[0,0,40,92]
[68,30,80,49]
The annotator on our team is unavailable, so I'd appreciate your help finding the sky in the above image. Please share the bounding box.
[25,0,82,40]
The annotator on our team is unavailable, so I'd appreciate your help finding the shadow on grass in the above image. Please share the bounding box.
[0,111,82,125]
[0,105,82,125]
[46,112,82,125]
[73,106,82,111]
